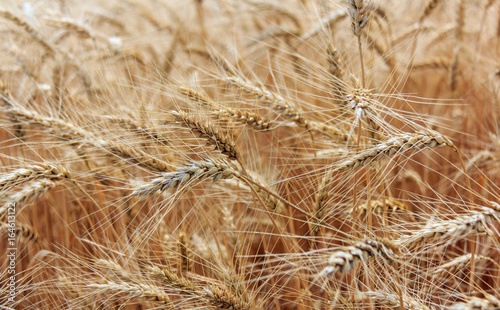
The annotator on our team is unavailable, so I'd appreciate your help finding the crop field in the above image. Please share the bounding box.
[0,0,500,309]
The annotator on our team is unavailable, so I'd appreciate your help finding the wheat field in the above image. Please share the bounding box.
[0,0,500,309]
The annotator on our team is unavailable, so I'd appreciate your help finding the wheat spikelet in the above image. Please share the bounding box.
[345,198,408,217]
[321,237,399,276]
[0,8,55,57]
[0,163,71,191]
[179,86,274,131]
[132,159,236,196]
[0,221,39,243]
[149,265,197,292]
[224,76,353,141]
[315,131,454,213]
[2,98,172,173]
[354,291,432,310]
[420,0,443,24]
[177,232,192,272]
[88,281,173,305]
[397,205,500,249]
[326,42,344,81]
[94,259,134,282]
[43,17,95,41]
[344,85,382,142]
[432,253,498,280]
[2,102,92,141]
[334,130,455,172]
[243,0,301,31]
[100,115,170,145]
[348,0,369,37]
[203,285,252,310]
[448,295,500,310]
[412,57,450,70]
[97,139,172,173]
[0,179,56,217]
[169,110,239,160]
[178,85,214,107]
[214,108,274,131]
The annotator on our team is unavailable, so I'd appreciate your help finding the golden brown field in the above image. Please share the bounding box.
[1,0,500,309]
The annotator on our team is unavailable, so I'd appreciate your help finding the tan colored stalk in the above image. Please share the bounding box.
[450,0,465,91]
